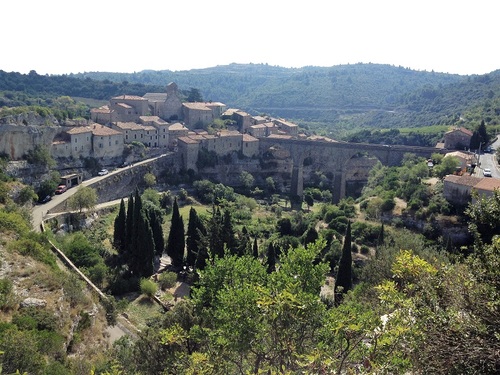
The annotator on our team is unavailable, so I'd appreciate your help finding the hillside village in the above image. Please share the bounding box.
[0,82,499,207]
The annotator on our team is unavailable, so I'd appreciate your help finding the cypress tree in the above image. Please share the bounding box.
[186,207,204,268]
[208,206,224,259]
[166,197,185,269]
[334,221,353,305]
[113,198,127,253]
[125,194,134,252]
[145,205,164,258]
[130,212,155,277]
[222,210,237,255]
[252,237,259,259]
[266,242,276,273]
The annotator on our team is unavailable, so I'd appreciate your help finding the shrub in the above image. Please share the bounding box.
[158,272,177,290]
[140,278,158,298]
[0,278,16,311]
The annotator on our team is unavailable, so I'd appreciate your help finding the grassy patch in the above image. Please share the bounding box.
[124,295,165,330]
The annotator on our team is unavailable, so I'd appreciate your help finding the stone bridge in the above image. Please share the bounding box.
[259,137,444,204]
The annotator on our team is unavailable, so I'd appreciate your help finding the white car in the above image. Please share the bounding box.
[483,168,492,177]
[98,169,109,176]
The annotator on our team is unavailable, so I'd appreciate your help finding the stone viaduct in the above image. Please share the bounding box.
[259,137,444,204]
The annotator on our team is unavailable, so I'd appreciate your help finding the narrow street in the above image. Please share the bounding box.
[473,138,500,178]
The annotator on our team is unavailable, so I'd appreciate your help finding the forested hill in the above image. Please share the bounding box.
[2,64,500,133]
[74,63,466,119]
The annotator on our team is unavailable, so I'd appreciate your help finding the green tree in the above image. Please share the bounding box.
[238,171,254,194]
[266,242,276,273]
[186,207,205,268]
[334,221,352,304]
[166,198,185,269]
[143,172,156,187]
[252,237,259,258]
[67,185,97,213]
[186,87,203,102]
[113,198,127,253]
[433,155,459,178]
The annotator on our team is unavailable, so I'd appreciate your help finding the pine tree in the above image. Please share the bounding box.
[113,198,127,253]
[266,242,276,273]
[334,221,353,305]
[166,197,185,269]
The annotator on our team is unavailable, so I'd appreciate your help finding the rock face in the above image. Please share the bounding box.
[20,297,47,308]
[0,111,89,160]
[0,112,61,160]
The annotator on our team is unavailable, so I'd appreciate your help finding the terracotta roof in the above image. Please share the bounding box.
[169,123,188,131]
[251,124,266,129]
[114,122,143,131]
[91,124,122,136]
[182,102,212,111]
[178,136,199,144]
[90,105,112,114]
[243,134,258,142]
[445,127,473,136]
[444,175,482,187]
[117,103,132,109]
[67,126,92,135]
[474,178,500,192]
[445,151,473,160]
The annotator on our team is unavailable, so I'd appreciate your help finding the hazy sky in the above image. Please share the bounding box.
[2,0,498,76]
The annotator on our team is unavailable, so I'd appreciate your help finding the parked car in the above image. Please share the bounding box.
[483,168,492,177]
[98,169,109,176]
[40,195,52,204]
[55,185,67,194]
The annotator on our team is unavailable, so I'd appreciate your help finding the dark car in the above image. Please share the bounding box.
[40,195,52,204]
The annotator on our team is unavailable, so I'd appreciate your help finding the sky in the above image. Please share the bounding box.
[2,0,498,76]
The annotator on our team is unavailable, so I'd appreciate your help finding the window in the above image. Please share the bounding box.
[75,138,78,143]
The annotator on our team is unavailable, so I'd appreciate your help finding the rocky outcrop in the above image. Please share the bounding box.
[0,111,89,160]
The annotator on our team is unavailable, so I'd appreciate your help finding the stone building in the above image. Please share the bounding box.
[90,105,114,124]
[177,136,200,171]
[274,118,299,137]
[140,116,169,147]
[168,122,190,150]
[91,124,124,158]
[109,95,149,123]
[111,122,146,144]
[143,82,183,121]
[444,127,473,150]
[182,101,227,129]
[242,133,259,157]
[443,175,482,205]
[52,123,123,159]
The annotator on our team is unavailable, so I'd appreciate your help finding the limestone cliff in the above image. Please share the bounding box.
[0,111,86,160]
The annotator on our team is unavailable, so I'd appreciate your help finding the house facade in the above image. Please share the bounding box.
[444,127,473,150]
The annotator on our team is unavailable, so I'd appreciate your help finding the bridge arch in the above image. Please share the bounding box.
[259,137,441,205]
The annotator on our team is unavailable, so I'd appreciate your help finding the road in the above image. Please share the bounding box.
[474,138,500,178]
[32,153,168,231]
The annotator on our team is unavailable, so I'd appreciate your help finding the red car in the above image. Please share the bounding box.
[55,184,67,194]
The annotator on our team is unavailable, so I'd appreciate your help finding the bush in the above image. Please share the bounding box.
[158,272,177,290]
[140,278,158,298]
[0,278,16,311]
